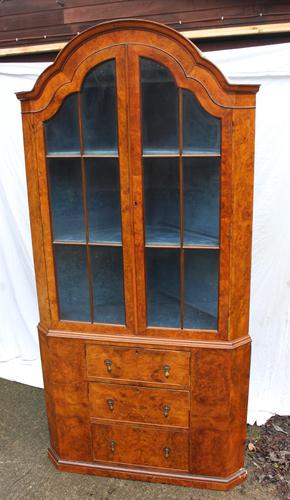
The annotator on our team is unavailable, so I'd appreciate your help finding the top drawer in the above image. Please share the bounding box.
[86,345,190,387]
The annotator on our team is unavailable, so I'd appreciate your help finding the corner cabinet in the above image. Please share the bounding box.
[17,20,259,490]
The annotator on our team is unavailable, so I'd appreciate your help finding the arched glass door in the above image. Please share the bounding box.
[140,58,221,331]
[43,50,222,335]
[45,59,125,325]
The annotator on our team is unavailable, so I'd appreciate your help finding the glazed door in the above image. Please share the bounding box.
[44,48,135,333]
[127,46,230,338]
[43,46,229,337]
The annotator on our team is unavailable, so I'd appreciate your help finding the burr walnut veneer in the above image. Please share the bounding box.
[17,19,258,490]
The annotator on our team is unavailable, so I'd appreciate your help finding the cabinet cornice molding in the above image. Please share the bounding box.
[16,19,259,114]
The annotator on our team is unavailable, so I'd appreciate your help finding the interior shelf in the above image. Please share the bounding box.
[182,150,220,157]
[52,224,85,243]
[147,291,217,330]
[46,153,81,158]
[142,150,220,157]
[53,225,122,246]
[145,224,180,245]
[145,224,219,247]
[184,230,219,247]
[46,152,119,158]
[88,227,122,244]
[83,150,119,157]
[143,150,179,156]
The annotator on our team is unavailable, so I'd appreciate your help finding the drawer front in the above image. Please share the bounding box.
[89,383,189,427]
[86,345,190,387]
[92,422,189,471]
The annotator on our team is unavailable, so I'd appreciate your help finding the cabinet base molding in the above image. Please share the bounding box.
[48,448,247,491]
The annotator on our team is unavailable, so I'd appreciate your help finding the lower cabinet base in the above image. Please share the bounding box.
[48,447,247,491]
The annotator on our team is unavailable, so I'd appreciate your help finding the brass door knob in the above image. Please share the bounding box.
[104,359,113,373]
[163,365,170,378]
[107,399,115,411]
[163,404,171,417]
[163,447,171,459]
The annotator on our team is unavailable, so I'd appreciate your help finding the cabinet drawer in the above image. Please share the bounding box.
[89,383,189,427]
[92,422,189,471]
[86,345,190,387]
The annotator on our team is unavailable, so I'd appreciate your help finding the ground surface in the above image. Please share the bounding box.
[0,378,289,500]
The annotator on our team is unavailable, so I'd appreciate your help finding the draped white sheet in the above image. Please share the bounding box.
[0,44,290,424]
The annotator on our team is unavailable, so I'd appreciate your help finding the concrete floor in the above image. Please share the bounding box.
[0,378,278,500]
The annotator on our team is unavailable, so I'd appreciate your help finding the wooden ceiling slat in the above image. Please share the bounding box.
[1,0,290,53]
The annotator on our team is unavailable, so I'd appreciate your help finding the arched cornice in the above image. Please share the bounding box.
[16,19,259,113]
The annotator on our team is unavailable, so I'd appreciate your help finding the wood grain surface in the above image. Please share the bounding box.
[19,20,257,489]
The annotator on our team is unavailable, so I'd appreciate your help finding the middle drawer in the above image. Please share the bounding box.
[89,383,190,428]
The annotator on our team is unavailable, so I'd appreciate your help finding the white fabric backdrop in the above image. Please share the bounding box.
[1,43,290,425]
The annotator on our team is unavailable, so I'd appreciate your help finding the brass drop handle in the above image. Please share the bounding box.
[107,398,115,411]
[110,440,116,453]
[163,447,171,459]
[163,365,170,378]
[163,404,171,418]
[104,359,112,373]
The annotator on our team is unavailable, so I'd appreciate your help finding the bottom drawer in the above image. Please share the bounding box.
[92,422,189,471]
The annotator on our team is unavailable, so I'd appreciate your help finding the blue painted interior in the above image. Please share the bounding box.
[146,248,181,328]
[144,157,180,245]
[86,158,122,243]
[184,249,219,329]
[81,59,118,155]
[141,58,179,154]
[54,245,90,321]
[90,246,125,324]
[48,158,85,242]
[45,93,80,154]
[183,157,220,246]
[47,56,220,329]
[146,248,218,329]
[183,90,220,154]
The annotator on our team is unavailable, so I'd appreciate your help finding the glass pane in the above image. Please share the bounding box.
[54,245,90,321]
[86,158,121,243]
[48,158,85,242]
[45,93,80,154]
[184,250,218,329]
[146,248,180,327]
[144,158,180,245]
[91,246,125,324]
[81,60,118,154]
[141,58,179,154]
[183,158,219,246]
[183,90,220,154]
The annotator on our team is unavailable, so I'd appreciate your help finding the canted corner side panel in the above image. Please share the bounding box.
[228,107,256,340]
[21,114,50,324]
[189,343,251,477]
[41,333,92,462]
[228,342,251,471]
[38,329,59,454]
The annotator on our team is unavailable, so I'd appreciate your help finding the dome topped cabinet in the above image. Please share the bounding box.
[17,20,258,490]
